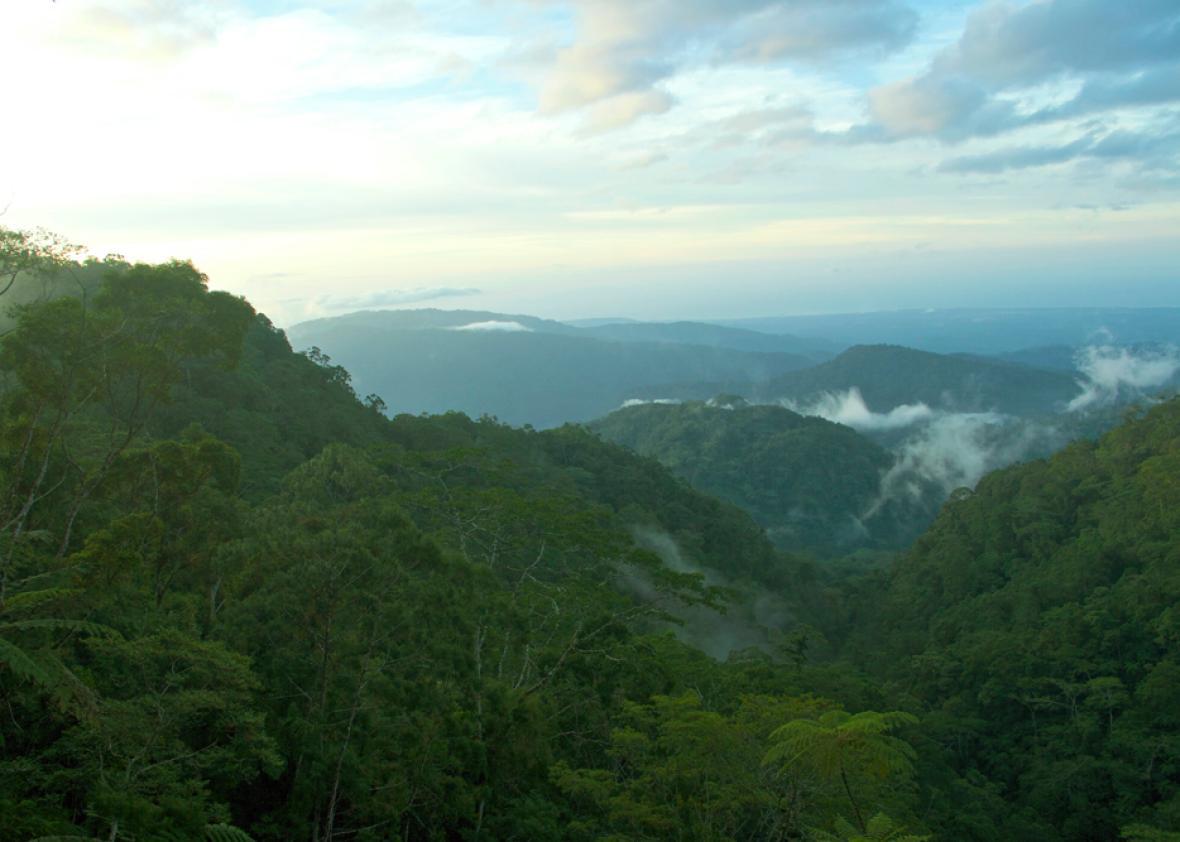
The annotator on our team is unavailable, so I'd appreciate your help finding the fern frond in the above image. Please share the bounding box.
[0,587,82,613]
[0,635,52,685]
[0,618,120,638]
[205,824,256,842]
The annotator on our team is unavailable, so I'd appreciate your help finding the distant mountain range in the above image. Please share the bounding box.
[715,307,1180,355]
[288,307,1177,429]
[287,310,816,428]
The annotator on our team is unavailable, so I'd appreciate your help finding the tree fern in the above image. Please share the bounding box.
[204,824,256,842]
[812,811,931,841]
[764,709,919,833]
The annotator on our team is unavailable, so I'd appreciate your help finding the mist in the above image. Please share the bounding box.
[783,387,933,431]
[1068,344,1180,411]
[449,320,533,332]
[629,527,796,661]
[862,412,1064,521]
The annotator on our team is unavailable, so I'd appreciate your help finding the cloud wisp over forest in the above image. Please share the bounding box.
[2,0,1178,322]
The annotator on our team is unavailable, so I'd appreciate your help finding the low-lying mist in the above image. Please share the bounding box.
[782,343,1178,539]
[627,527,798,661]
[1067,344,1180,411]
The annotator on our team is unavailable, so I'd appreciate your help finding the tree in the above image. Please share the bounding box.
[764,709,919,834]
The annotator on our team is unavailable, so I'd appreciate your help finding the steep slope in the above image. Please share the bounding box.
[758,344,1080,415]
[153,314,394,497]
[0,253,846,841]
[287,312,815,428]
[853,397,1180,840]
[589,400,915,555]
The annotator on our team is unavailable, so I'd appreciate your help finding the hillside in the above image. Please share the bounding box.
[589,400,925,555]
[287,312,815,427]
[758,343,1081,416]
[0,253,863,840]
[846,397,1180,840]
[4,239,1179,842]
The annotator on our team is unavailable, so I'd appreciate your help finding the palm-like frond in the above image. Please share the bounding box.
[0,634,52,685]
[204,824,256,842]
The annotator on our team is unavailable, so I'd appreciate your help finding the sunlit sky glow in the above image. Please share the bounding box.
[3,0,1178,325]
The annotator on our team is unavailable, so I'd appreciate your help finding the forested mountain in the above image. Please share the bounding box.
[0,245,849,840]
[2,233,1178,842]
[589,399,926,555]
[287,312,815,428]
[841,397,1180,840]
[758,344,1081,415]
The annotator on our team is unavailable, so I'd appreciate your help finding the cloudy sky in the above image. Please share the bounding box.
[2,0,1178,324]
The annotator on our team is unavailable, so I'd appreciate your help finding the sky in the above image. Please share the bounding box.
[2,0,1178,325]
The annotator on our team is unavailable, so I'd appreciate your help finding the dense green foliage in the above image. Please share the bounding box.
[589,400,918,555]
[0,243,901,840]
[1,231,1177,841]
[845,398,1180,839]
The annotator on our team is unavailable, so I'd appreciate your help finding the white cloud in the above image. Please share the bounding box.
[450,320,533,332]
[784,387,934,430]
[539,0,917,129]
[1068,344,1180,411]
[620,398,681,407]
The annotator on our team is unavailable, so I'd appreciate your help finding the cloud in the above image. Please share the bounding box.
[450,320,533,332]
[867,74,1019,140]
[540,0,917,129]
[726,0,917,62]
[854,0,1180,151]
[1068,344,1180,411]
[54,1,227,61]
[320,287,481,311]
[620,398,682,408]
[784,387,933,431]
[863,412,1062,519]
[944,0,1180,88]
[581,90,676,134]
[1032,65,1180,122]
[939,124,1180,174]
[939,136,1094,174]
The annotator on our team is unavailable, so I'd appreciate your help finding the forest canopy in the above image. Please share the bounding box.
[0,230,1177,841]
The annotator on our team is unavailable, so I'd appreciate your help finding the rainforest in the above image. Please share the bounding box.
[5,2,1180,839]
[0,231,1177,842]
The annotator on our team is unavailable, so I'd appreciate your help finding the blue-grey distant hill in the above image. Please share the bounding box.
[286,310,817,428]
[718,308,1180,354]
[756,344,1081,415]
[577,320,838,359]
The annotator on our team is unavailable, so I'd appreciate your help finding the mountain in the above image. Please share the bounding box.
[589,399,925,555]
[718,307,1180,354]
[292,307,581,336]
[287,310,816,428]
[8,235,1178,842]
[982,344,1080,371]
[578,320,838,358]
[757,344,1082,416]
[0,252,840,840]
[845,396,1180,840]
